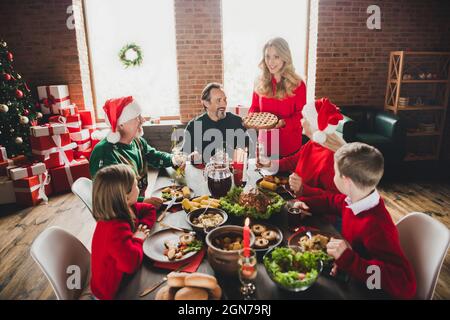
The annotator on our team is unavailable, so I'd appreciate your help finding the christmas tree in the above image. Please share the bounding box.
[0,39,42,158]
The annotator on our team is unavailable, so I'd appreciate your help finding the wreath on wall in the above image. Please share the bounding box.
[118,43,143,68]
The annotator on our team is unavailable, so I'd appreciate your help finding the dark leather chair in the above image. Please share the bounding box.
[340,106,406,164]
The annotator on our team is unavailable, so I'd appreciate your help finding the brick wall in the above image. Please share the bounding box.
[174,0,223,123]
[0,0,92,109]
[314,0,450,107]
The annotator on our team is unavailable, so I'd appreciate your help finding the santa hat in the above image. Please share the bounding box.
[103,96,143,143]
[301,97,344,144]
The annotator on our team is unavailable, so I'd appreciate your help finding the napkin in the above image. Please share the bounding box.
[153,248,206,273]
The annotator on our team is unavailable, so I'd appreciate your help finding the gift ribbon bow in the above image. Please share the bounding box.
[52,115,81,129]
[40,86,70,107]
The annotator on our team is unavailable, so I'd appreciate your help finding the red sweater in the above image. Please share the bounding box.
[303,193,417,299]
[274,141,338,197]
[90,203,156,300]
[249,78,306,157]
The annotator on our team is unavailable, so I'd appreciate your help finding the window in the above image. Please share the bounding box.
[84,0,179,119]
[222,0,309,108]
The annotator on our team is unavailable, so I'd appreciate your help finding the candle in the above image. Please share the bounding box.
[243,217,250,257]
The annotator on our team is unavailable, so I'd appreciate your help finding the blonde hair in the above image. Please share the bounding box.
[92,164,137,231]
[334,142,384,190]
[255,37,302,99]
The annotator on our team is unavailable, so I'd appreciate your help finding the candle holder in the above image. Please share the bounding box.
[238,248,257,299]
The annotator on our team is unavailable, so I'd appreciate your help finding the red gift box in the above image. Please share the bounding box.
[74,148,92,160]
[30,133,71,151]
[8,162,46,181]
[13,173,52,207]
[79,110,95,128]
[50,159,90,194]
[76,139,91,152]
[58,104,78,117]
[49,114,82,133]
[0,155,27,176]
[33,149,75,170]
[31,135,76,169]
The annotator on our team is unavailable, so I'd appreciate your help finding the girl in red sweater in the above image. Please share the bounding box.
[90,164,156,300]
[249,37,306,158]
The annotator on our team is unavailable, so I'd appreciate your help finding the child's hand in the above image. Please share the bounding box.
[144,197,163,210]
[133,224,150,240]
[289,173,303,195]
[330,263,338,277]
[326,238,351,260]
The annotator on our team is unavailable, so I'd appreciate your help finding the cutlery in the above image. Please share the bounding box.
[139,262,190,297]
[157,195,177,222]
[159,222,195,235]
[281,184,296,198]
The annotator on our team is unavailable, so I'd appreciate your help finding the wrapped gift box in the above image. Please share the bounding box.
[13,173,52,207]
[49,114,82,133]
[58,104,78,117]
[227,105,250,118]
[78,110,95,129]
[8,162,47,181]
[0,176,16,205]
[30,133,71,152]
[76,140,91,152]
[70,129,91,142]
[33,147,75,170]
[30,123,67,137]
[37,85,71,114]
[0,155,27,176]
[74,148,92,160]
[50,159,90,194]
[0,146,7,162]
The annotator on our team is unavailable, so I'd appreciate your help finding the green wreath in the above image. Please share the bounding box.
[118,43,143,68]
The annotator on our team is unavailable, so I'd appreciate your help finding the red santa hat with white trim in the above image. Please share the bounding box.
[103,96,143,144]
[301,97,344,144]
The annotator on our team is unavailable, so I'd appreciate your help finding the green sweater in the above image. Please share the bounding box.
[90,137,173,180]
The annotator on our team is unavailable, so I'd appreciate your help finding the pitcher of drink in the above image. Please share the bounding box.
[204,150,232,198]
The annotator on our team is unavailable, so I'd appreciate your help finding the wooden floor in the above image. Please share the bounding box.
[0,175,449,299]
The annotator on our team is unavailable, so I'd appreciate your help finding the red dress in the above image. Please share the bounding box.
[90,203,156,300]
[249,77,306,157]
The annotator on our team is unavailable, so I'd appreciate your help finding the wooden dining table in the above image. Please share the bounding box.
[116,160,390,300]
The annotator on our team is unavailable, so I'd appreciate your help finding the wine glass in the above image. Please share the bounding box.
[238,248,258,299]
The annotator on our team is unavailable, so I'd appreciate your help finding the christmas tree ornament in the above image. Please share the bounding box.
[16,74,21,79]
[23,109,30,116]
[7,51,13,62]
[36,112,43,119]
[0,41,6,47]
[25,83,31,92]
[35,102,41,109]
[3,73,11,81]
[20,116,29,124]
[0,104,9,113]
[15,137,23,144]
[15,89,24,98]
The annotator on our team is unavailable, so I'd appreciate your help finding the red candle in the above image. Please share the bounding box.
[243,217,250,257]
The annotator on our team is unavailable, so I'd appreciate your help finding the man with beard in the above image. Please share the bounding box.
[90,96,185,206]
[183,83,250,163]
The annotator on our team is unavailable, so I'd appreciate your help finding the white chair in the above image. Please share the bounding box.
[396,212,450,299]
[30,226,91,300]
[71,177,93,213]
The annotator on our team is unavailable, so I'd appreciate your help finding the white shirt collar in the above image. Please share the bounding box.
[345,189,380,215]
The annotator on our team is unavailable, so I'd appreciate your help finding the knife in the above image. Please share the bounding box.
[139,262,190,297]
[157,195,177,223]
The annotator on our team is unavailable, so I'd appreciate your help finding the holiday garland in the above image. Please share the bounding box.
[118,43,143,68]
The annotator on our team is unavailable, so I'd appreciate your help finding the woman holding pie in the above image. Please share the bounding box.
[248,37,306,158]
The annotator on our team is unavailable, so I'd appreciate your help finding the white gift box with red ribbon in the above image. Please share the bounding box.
[227,105,250,117]
[8,162,47,181]
[30,123,67,137]
[70,129,91,142]
[37,85,71,114]
[58,104,78,117]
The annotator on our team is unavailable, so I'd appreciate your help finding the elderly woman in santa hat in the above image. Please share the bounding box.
[89,96,185,207]
[257,98,346,198]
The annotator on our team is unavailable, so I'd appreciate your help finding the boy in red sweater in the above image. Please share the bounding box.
[90,164,156,300]
[297,142,416,299]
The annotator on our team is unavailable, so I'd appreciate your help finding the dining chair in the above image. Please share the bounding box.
[396,212,450,299]
[71,177,93,213]
[30,226,91,300]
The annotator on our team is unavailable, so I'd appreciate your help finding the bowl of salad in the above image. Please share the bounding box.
[263,246,323,292]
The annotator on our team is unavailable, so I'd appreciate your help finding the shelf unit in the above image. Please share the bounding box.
[384,51,450,161]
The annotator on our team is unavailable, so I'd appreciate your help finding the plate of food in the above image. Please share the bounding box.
[256,175,291,195]
[143,229,203,263]
[181,195,221,213]
[250,223,283,252]
[288,229,338,266]
[219,187,285,220]
[263,246,323,292]
[152,185,194,205]
[243,112,278,130]
[186,207,228,233]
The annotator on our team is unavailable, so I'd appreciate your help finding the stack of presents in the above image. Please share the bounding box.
[0,85,104,207]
